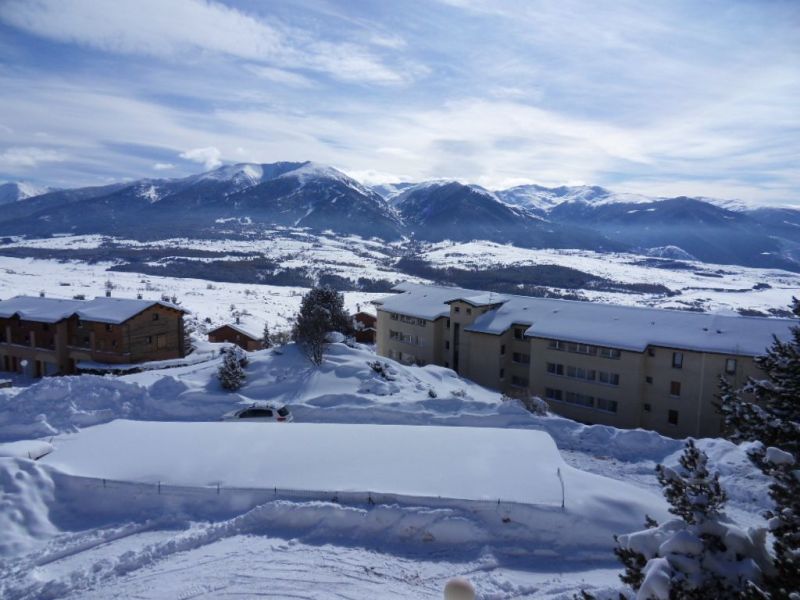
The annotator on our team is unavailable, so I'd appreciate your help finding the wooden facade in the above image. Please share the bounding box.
[353,312,377,344]
[0,297,187,377]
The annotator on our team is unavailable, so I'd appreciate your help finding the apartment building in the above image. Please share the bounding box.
[0,295,187,376]
[374,283,795,438]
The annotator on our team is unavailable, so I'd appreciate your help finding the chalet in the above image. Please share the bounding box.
[208,323,264,351]
[374,282,797,438]
[0,295,187,377]
[352,311,377,344]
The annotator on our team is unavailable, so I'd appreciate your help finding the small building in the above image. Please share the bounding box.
[0,295,187,377]
[353,312,377,344]
[208,323,263,351]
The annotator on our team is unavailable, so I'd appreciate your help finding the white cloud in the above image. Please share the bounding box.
[245,65,315,88]
[0,0,412,84]
[179,147,222,170]
[153,162,175,170]
[0,146,66,168]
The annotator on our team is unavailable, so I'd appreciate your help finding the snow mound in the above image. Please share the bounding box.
[0,458,58,555]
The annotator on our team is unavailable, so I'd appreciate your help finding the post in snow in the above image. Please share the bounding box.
[557,467,565,509]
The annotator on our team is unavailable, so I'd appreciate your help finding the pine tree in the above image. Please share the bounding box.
[183,315,197,355]
[292,285,352,365]
[218,349,245,391]
[262,321,272,349]
[717,298,800,599]
[613,440,769,599]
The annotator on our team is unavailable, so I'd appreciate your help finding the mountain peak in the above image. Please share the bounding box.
[0,181,53,205]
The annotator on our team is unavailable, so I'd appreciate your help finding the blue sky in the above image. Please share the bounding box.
[0,0,798,203]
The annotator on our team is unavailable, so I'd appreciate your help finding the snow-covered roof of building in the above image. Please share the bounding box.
[0,296,85,323]
[209,322,262,340]
[379,283,796,357]
[372,282,457,320]
[445,292,509,307]
[0,296,185,325]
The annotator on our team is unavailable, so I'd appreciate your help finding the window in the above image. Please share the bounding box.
[725,358,737,375]
[512,352,530,364]
[466,308,472,315]
[670,381,681,397]
[646,376,653,384]
[444,361,449,368]
[454,306,460,313]
[147,336,153,344]
[105,324,112,331]
[598,371,620,386]
[668,409,679,425]
[547,362,564,376]
[672,352,683,369]
[445,340,450,350]
[42,324,50,331]
[599,347,621,359]
[565,391,594,408]
[389,330,419,345]
[500,344,506,355]
[643,403,652,412]
[446,319,450,329]
[648,348,655,357]
[152,313,160,321]
[511,375,528,388]
[499,368,505,379]
[514,327,525,340]
[390,314,426,327]
[596,398,618,413]
[566,365,596,381]
[545,387,562,401]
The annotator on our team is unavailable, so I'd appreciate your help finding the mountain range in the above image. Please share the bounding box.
[1,161,799,271]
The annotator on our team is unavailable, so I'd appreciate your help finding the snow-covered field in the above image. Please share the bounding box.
[421,241,800,314]
[3,233,799,317]
[0,339,772,599]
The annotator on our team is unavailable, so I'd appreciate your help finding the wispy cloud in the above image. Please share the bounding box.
[0,146,66,168]
[153,162,175,171]
[0,0,412,84]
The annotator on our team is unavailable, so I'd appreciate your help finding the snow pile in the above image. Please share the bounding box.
[0,376,154,441]
[0,458,58,555]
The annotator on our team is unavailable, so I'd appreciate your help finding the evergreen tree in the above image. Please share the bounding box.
[717,298,800,599]
[218,348,245,390]
[614,440,770,599]
[183,315,197,355]
[292,286,352,365]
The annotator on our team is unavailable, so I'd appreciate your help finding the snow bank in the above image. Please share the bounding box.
[0,458,58,555]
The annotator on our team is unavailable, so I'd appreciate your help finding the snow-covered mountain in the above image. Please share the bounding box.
[1,163,799,270]
[0,181,53,205]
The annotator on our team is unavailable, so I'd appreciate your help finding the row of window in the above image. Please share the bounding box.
[389,313,426,327]
[389,330,420,346]
[545,387,619,414]
[546,362,620,386]
[548,339,622,359]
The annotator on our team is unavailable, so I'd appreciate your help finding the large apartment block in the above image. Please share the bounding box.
[0,296,188,377]
[374,283,795,438]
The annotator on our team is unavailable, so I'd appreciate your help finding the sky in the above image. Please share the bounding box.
[0,0,798,204]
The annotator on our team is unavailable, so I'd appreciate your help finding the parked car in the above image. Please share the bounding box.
[222,403,293,423]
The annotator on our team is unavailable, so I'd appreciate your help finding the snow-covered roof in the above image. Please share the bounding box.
[209,322,262,340]
[0,296,185,325]
[380,283,796,357]
[372,282,457,320]
[445,292,509,307]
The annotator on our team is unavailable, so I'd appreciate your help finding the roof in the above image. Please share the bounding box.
[445,292,509,307]
[0,296,186,325]
[379,283,796,357]
[209,323,262,340]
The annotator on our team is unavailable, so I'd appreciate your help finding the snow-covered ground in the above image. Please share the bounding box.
[3,233,798,317]
[0,339,772,599]
[421,241,800,314]
[0,241,786,598]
